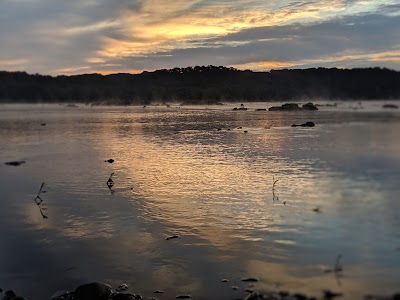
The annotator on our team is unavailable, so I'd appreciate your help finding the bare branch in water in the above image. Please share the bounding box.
[107,172,115,193]
[34,182,48,219]
[272,176,280,202]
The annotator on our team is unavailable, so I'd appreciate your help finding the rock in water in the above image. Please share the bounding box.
[2,290,17,300]
[292,122,315,127]
[105,159,115,163]
[74,283,112,300]
[241,278,258,282]
[51,291,73,300]
[269,103,302,111]
[112,293,138,300]
[166,235,180,240]
[116,284,129,292]
[4,161,26,166]
[302,102,318,110]
[383,104,398,109]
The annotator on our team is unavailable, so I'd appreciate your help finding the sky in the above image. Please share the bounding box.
[0,0,399,75]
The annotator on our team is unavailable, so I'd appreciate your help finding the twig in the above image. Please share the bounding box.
[107,172,115,190]
[272,176,279,202]
[34,182,48,219]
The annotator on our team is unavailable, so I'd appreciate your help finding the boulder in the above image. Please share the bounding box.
[74,283,112,300]
[2,290,17,300]
[268,103,302,111]
[111,293,139,300]
[302,102,318,110]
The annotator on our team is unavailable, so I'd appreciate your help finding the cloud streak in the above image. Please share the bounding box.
[0,0,399,74]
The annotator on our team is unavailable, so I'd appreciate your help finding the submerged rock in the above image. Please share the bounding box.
[74,282,112,300]
[291,122,315,127]
[241,278,258,282]
[4,161,26,166]
[166,235,180,240]
[383,104,399,109]
[176,295,191,299]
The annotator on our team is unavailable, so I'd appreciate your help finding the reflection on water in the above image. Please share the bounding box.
[0,103,399,300]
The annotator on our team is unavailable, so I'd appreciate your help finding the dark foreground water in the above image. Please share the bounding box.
[0,102,399,300]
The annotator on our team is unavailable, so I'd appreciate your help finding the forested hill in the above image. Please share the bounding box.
[1,66,399,104]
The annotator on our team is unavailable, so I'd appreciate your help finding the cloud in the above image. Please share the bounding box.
[0,0,398,74]
[85,12,400,73]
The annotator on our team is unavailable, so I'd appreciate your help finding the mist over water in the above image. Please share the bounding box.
[0,102,399,300]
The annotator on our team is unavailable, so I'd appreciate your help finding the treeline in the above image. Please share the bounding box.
[0,66,399,104]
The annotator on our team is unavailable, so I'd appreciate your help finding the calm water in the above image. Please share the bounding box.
[0,102,399,300]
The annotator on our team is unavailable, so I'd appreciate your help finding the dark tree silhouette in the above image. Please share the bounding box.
[0,66,399,104]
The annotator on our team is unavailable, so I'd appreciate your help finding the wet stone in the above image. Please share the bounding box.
[176,295,191,299]
[112,293,138,300]
[323,290,343,299]
[241,278,258,282]
[51,291,73,300]
[2,291,16,300]
[166,235,180,240]
[302,102,318,111]
[153,291,164,294]
[293,293,308,300]
[74,282,112,300]
[291,122,315,127]
[4,161,26,166]
[243,292,261,300]
[116,284,129,292]
[105,159,115,163]
[279,291,290,298]
[231,286,239,290]
[221,279,229,282]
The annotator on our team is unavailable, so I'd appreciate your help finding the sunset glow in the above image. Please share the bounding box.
[0,0,399,74]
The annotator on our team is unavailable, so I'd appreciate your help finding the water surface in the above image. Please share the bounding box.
[0,102,399,300]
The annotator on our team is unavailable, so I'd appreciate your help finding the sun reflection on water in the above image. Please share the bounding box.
[1,105,400,299]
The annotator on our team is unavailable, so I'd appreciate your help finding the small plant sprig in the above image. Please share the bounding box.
[323,254,344,286]
[272,176,280,202]
[107,172,115,190]
[272,176,279,191]
[34,182,48,219]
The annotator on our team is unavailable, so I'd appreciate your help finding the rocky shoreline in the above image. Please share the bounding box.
[1,282,399,300]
